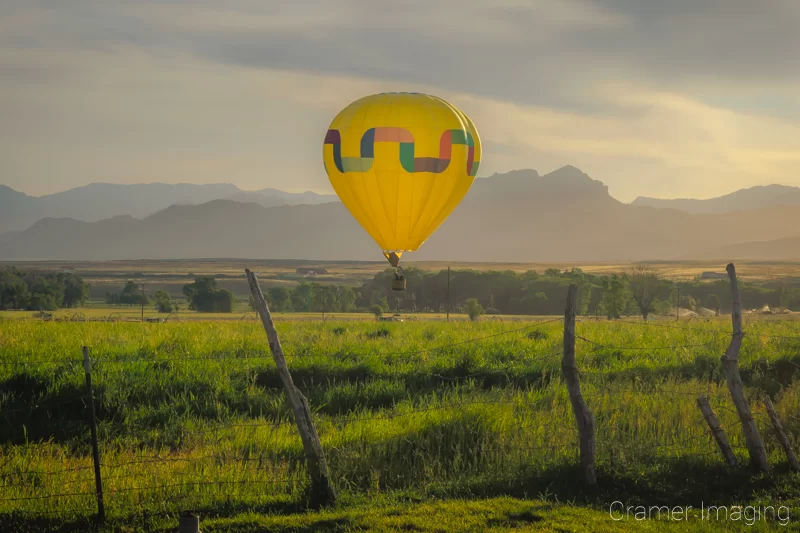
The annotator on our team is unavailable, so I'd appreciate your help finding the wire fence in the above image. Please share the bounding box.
[1,309,799,525]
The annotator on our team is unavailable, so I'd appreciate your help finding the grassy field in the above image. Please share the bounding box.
[1,317,799,531]
[0,307,537,322]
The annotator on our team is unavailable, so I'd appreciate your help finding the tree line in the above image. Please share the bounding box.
[105,277,235,313]
[355,265,800,319]
[249,283,358,315]
[0,268,90,310]
[5,266,800,318]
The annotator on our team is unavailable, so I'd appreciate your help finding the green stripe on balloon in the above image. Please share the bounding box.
[324,128,479,175]
[399,143,415,173]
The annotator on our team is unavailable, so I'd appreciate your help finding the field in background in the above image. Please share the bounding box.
[1,316,800,531]
[0,307,489,322]
[6,259,800,303]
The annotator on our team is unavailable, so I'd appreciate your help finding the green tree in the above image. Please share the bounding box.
[312,284,340,315]
[653,298,673,316]
[577,282,593,315]
[705,294,721,311]
[601,275,628,319]
[268,287,292,311]
[153,290,175,313]
[465,298,484,321]
[629,264,667,321]
[0,271,29,309]
[183,277,235,313]
[369,292,390,313]
[369,304,384,319]
[681,295,697,312]
[60,273,90,308]
[339,287,357,312]
[213,290,235,313]
[119,281,147,306]
[291,283,314,312]
[25,274,64,311]
[0,269,92,310]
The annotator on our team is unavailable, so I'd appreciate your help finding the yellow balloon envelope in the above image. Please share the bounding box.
[323,92,481,267]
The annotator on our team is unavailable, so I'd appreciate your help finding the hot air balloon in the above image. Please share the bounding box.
[323,92,481,290]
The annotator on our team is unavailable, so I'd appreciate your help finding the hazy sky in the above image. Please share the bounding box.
[2,1,800,202]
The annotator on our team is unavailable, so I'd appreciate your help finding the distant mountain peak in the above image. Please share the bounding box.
[539,166,610,198]
[551,164,584,175]
[482,168,540,180]
[0,184,27,196]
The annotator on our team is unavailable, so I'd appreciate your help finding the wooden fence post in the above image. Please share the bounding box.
[764,397,800,471]
[696,395,737,466]
[179,511,200,533]
[245,269,337,507]
[82,346,105,523]
[562,284,596,486]
[721,263,769,472]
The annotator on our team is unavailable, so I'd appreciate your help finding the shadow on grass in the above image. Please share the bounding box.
[0,513,98,533]
[3,459,799,532]
[2,355,798,446]
[0,500,306,533]
[439,458,799,510]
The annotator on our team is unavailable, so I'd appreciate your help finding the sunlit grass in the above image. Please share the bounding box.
[1,318,799,529]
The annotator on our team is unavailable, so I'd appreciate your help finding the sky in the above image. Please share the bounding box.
[2,1,800,202]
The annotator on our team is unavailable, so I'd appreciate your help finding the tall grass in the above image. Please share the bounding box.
[1,318,799,525]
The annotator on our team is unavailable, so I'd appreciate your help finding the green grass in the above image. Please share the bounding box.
[0,305,548,322]
[9,496,777,532]
[1,318,800,531]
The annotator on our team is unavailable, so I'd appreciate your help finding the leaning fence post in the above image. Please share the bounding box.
[82,346,105,523]
[696,395,737,466]
[562,284,596,486]
[721,263,769,472]
[764,397,800,471]
[245,269,337,507]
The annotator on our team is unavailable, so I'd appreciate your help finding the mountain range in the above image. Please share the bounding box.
[632,184,800,214]
[2,166,799,262]
[0,183,337,234]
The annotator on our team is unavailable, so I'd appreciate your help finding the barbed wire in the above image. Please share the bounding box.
[0,463,95,480]
[0,318,562,368]
[602,319,730,333]
[576,335,725,352]
[3,314,800,519]
[0,478,295,503]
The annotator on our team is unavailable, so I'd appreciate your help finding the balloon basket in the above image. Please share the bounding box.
[391,277,406,291]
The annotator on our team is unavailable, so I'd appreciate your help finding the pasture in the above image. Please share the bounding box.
[7,259,800,304]
[1,315,800,531]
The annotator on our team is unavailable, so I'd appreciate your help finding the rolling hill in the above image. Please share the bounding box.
[3,166,800,262]
[631,184,800,214]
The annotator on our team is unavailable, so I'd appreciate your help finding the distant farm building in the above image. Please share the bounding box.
[296,268,329,277]
[700,271,726,280]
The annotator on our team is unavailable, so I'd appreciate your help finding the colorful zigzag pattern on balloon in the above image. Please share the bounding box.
[324,127,479,176]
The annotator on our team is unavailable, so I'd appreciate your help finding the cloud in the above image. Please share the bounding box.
[0,0,799,201]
